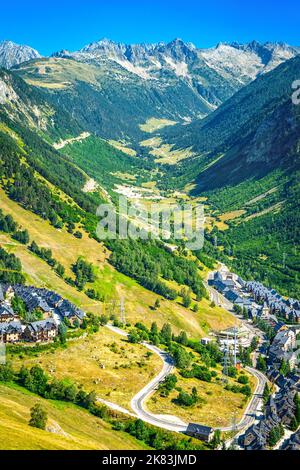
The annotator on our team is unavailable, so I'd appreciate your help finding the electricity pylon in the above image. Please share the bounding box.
[222,334,230,383]
[105,297,126,324]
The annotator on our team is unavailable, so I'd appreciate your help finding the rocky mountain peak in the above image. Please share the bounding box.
[157,38,196,60]
[0,40,41,69]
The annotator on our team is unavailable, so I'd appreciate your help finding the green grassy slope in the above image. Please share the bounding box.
[202,170,300,297]
[157,57,300,297]
[61,134,153,195]
[0,383,148,450]
[14,57,213,143]
[161,56,300,191]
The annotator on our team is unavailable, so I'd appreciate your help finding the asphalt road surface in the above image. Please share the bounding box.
[106,324,267,434]
[107,325,188,432]
[218,366,267,432]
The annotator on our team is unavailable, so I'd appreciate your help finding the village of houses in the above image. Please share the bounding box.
[209,267,300,372]
[208,267,300,450]
[0,284,85,344]
[1,268,300,450]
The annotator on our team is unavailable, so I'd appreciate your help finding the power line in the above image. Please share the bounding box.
[233,326,238,367]
[120,297,126,324]
[222,333,229,383]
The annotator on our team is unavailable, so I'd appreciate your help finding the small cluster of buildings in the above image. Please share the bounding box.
[0,284,85,344]
[209,270,300,324]
[242,373,300,450]
[185,423,215,443]
[284,429,300,450]
[216,324,253,353]
[268,325,298,371]
[210,267,300,371]
[246,282,300,324]
[210,270,253,310]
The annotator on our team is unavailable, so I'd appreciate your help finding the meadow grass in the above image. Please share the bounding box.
[139,118,177,133]
[147,367,257,428]
[0,383,148,450]
[11,327,162,410]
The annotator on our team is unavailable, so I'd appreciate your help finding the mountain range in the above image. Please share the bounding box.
[164,55,300,190]
[53,38,299,85]
[0,37,299,298]
[0,38,299,142]
[2,37,299,84]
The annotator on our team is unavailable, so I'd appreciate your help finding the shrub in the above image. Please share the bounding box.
[29,403,48,430]
[238,375,249,385]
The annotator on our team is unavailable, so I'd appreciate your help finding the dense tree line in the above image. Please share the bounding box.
[224,382,252,398]
[203,170,300,299]
[173,388,199,407]
[0,127,99,236]
[268,424,285,448]
[0,247,24,284]
[0,211,17,233]
[0,126,208,303]
[0,209,29,244]
[72,258,95,290]
[108,238,206,301]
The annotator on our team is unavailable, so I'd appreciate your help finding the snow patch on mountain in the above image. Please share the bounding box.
[164,57,189,77]
[112,58,152,80]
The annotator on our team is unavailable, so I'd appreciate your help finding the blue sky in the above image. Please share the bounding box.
[1,0,299,55]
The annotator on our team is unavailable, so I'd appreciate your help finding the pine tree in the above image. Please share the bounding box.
[160,323,172,344]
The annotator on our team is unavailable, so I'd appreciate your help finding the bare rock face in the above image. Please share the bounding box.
[54,38,299,86]
[50,38,299,115]
[0,77,18,104]
[46,421,70,438]
[0,40,41,69]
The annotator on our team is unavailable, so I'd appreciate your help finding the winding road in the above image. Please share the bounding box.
[105,325,267,434]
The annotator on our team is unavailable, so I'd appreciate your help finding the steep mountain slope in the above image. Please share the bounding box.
[0,67,81,140]
[1,42,299,300]
[0,68,149,201]
[0,68,234,336]
[0,384,147,450]
[204,170,300,298]
[0,69,104,216]
[55,38,238,106]
[163,56,300,191]
[0,40,41,69]
[13,56,215,142]
[159,57,300,297]
[56,38,299,99]
[199,41,299,84]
